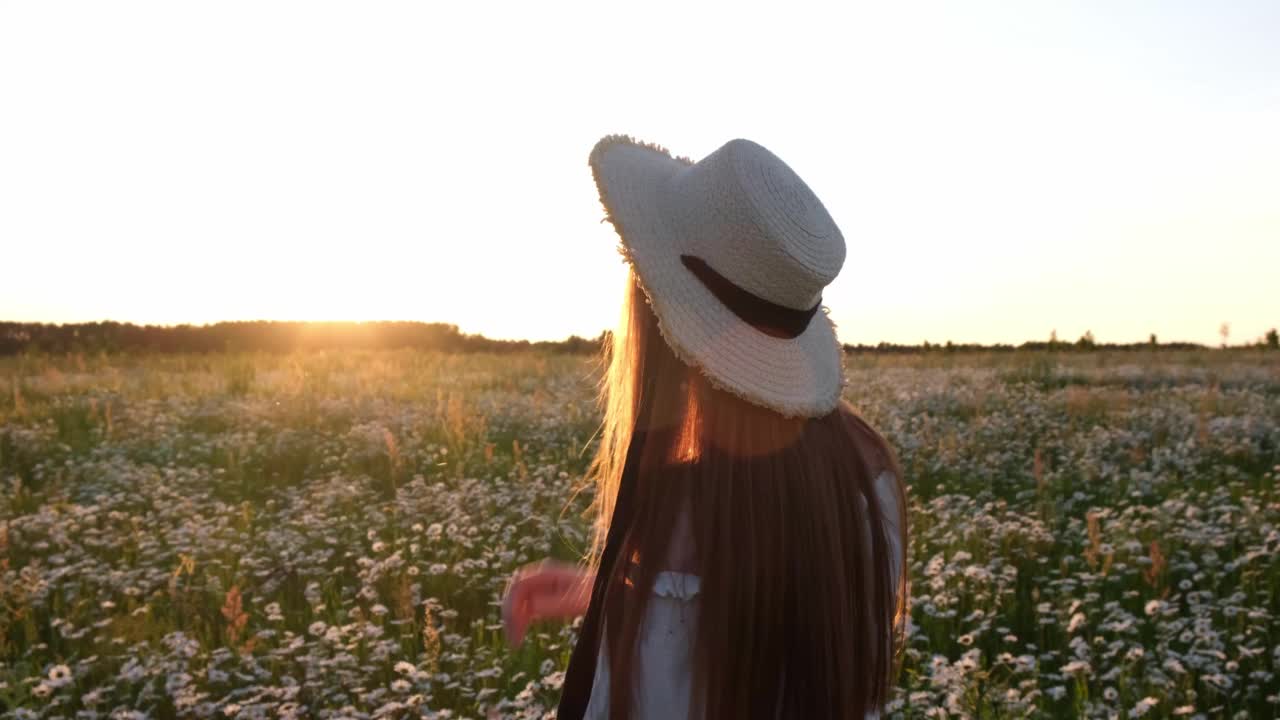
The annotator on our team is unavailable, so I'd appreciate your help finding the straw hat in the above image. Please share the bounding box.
[589,135,848,419]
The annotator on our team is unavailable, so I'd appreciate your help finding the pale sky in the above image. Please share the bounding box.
[1,1,1277,346]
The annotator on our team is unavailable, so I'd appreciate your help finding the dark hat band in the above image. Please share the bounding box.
[679,254,821,339]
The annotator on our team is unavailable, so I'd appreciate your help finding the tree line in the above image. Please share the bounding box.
[0,321,604,356]
[846,327,1279,354]
[0,321,1275,356]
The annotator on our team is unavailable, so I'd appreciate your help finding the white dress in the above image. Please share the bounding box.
[583,470,904,719]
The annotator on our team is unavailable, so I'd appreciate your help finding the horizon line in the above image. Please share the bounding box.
[2,318,1268,350]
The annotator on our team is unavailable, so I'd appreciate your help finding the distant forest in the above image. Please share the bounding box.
[0,321,1276,356]
[0,321,602,356]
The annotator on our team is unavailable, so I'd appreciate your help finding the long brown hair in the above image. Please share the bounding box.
[578,267,909,719]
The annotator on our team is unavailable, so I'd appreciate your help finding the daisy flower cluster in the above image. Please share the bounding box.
[1,348,1277,719]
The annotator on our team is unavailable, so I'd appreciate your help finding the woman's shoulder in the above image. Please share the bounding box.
[837,402,905,551]
[836,400,896,480]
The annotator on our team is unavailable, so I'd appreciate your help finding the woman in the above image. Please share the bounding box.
[502,136,908,719]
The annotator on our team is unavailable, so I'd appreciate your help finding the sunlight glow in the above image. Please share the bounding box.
[1,1,1277,345]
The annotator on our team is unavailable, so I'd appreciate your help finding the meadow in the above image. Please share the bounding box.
[1,349,1277,720]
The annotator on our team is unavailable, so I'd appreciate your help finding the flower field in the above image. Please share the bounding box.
[1,349,1278,719]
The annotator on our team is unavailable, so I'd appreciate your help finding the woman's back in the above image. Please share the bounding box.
[583,466,906,719]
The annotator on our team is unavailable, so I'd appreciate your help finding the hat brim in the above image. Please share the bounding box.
[590,136,846,419]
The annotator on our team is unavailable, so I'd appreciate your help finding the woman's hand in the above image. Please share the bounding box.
[501,559,594,648]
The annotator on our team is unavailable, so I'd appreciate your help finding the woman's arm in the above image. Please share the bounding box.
[501,559,595,648]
